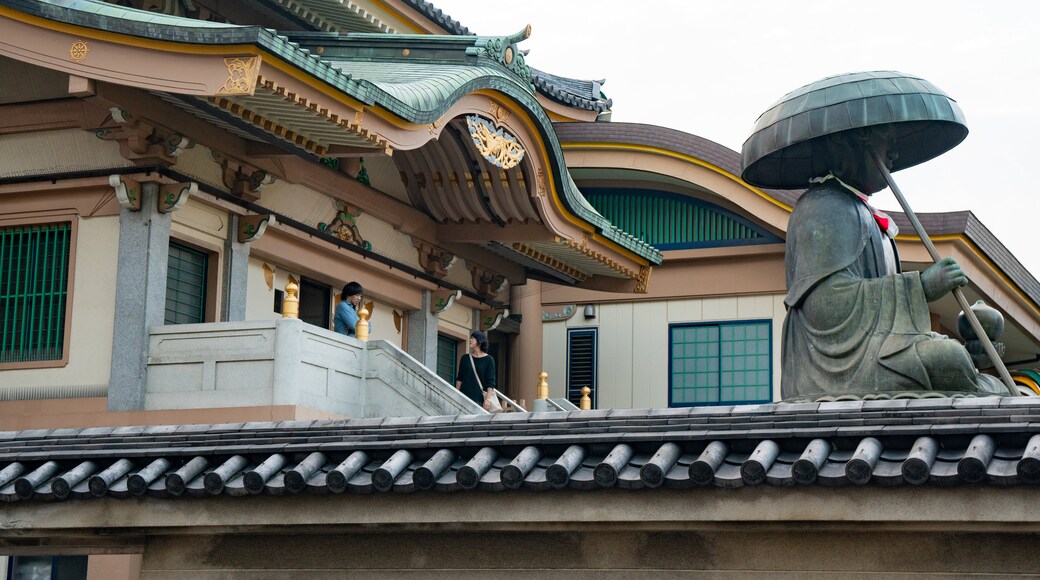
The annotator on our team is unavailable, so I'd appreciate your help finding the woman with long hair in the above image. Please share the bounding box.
[455,330,496,405]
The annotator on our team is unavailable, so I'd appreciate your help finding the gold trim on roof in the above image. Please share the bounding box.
[209,96,326,154]
[511,243,590,282]
[555,235,636,279]
[257,77,392,155]
[216,56,261,95]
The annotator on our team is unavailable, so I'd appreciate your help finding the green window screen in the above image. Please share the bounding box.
[0,223,71,363]
[166,243,208,324]
[436,333,457,384]
[583,188,782,250]
[669,321,772,406]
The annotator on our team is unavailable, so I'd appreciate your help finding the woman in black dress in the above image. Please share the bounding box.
[455,330,496,405]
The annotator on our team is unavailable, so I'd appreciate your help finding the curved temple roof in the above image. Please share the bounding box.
[3,398,1040,501]
[0,0,661,270]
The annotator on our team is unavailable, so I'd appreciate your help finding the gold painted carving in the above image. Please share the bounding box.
[217,56,261,95]
[467,116,525,170]
[69,40,89,62]
[536,168,547,197]
[263,263,275,291]
[488,102,510,125]
[635,266,652,294]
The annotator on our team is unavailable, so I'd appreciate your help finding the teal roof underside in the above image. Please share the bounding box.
[6,0,661,264]
[583,188,782,250]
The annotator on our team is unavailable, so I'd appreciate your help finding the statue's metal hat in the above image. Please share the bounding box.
[740,71,968,189]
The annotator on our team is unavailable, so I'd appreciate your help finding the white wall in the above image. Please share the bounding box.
[542,293,786,409]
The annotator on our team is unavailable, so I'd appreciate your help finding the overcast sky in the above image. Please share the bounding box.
[432,0,1040,280]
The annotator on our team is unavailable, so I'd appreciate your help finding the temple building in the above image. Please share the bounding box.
[3,0,1040,577]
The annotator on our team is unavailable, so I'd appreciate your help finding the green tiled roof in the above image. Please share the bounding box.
[5,0,660,264]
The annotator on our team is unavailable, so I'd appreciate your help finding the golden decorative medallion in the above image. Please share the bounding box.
[216,56,261,95]
[466,115,525,170]
[69,40,89,62]
[488,101,511,125]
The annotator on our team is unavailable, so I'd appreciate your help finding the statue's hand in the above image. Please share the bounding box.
[921,257,968,302]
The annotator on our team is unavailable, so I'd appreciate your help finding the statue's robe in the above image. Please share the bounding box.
[782,182,986,400]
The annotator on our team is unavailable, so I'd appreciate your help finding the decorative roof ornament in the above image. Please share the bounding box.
[319,204,371,250]
[466,116,525,169]
[467,25,533,88]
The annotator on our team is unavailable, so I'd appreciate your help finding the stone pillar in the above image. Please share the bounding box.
[406,290,438,368]
[511,280,542,406]
[221,214,250,322]
[108,182,171,411]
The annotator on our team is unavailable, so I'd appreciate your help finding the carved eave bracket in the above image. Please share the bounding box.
[96,110,192,167]
[110,174,141,211]
[431,289,462,314]
[158,182,196,213]
[480,308,510,331]
[238,214,276,243]
[468,263,507,299]
[411,238,456,278]
[218,155,272,202]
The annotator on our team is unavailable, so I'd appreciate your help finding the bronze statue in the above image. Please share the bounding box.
[741,72,1012,401]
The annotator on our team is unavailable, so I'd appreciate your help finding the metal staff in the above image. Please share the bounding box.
[871,151,1016,393]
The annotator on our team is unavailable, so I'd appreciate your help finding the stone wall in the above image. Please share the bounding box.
[7,488,1040,577]
[145,319,480,416]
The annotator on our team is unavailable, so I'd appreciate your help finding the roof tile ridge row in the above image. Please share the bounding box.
[6,430,1040,501]
[401,0,472,35]
[2,400,1039,457]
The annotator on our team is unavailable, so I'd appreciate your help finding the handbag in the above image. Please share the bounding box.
[471,355,504,413]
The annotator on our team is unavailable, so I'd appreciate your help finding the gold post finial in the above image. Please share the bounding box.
[356,302,370,341]
[579,387,591,411]
[536,371,549,400]
[282,280,299,319]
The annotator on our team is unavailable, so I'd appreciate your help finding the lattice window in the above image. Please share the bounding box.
[0,223,71,363]
[436,333,458,385]
[165,242,208,325]
[567,328,598,408]
[669,321,772,406]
